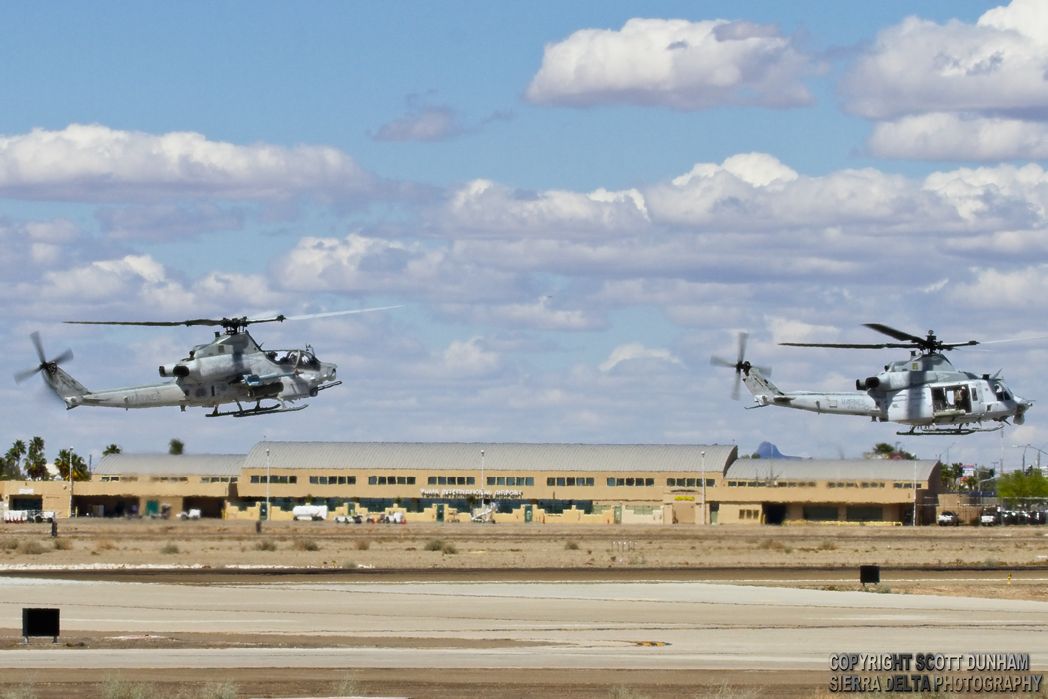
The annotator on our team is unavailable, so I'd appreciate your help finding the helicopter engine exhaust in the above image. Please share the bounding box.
[856,376,880,391]
[159,363,190,378]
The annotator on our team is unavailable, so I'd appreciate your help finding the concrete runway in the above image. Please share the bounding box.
[3,577,1048,671]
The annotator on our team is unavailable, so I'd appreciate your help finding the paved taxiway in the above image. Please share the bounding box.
[3,577,1048,671]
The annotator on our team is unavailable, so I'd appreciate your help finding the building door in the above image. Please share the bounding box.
[145,500,159,517]
[613,505,622,524]
[435,503,445,522]
[763,503,787,525]
[523,504,533,523]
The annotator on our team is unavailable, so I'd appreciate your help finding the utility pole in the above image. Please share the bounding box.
[68,446,74,519]
[701,450,707,526]
[912,458,917,527]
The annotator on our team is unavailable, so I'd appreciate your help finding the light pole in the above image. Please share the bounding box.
[68,446,74,519]
[912,458,917,527]
[480,449,486,503]
[1012,443,1048,472]
[701,450,706,526]
[265,444,271,521]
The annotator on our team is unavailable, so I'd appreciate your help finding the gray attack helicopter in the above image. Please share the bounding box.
[711,323,1033,436]
[15,307,399,418]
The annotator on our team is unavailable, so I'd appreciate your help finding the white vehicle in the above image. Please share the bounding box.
[980,510,1000,526]
[292,505,328,521]
[3,509,56,523]
[178,508,202,520]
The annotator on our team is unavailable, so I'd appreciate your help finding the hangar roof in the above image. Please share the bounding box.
[725,459,939,481]
[243,442,739,473]
[94,453,243,477]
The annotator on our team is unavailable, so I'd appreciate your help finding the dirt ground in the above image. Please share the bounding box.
[3,519,1048,698]
[3,518,1048,598]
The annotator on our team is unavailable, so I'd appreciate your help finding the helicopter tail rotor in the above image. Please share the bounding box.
[14,332,74,384]
[710,332,771,400]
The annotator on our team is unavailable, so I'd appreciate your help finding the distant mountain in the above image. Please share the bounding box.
[753,441,801,460]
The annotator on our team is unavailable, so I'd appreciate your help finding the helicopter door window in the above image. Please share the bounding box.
[993,383,1011,401]
[954,385,971,413]
[932,387,947,412]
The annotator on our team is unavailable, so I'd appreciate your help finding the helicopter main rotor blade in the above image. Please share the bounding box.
[256,305,405,324]
[864,323,978,351]
[65,318,227,327]
[65,305,404,329]
[779,341,911,349]
[863,323,926,344]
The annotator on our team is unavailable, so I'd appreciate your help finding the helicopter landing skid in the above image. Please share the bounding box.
[897,423,1004,436]
[206,402,308,418]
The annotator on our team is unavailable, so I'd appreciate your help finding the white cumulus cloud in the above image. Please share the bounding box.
[843,0,1048,160]
[445,179,649,237]
[0,123,378,202]
[599,343,682,372]
[950,264,1048,308]
[526,18,815,110]
[843,0,1048,120]
[868,113,1048,161]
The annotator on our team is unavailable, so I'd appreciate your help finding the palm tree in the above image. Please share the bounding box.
[1,440,27,479]
[169,438,184,455]
[55,448,90,481]
[25,436,48,480]
[102,444,122,455]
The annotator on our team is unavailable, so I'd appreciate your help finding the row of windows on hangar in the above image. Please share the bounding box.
[247,474,717,487]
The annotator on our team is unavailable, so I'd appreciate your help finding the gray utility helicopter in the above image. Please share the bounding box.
[15,307,398,418]
[711,324,1033,436]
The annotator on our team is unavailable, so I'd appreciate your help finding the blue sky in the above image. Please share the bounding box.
[2,0,1048,471]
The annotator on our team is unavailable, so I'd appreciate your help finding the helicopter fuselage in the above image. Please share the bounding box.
[742,352,1031,435]
[44,330,339,416]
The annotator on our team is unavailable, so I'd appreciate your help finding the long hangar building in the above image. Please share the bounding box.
[2,441,941,525]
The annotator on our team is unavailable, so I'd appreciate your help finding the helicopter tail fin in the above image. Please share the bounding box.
[742,366,786,406]
[43,366,90,409]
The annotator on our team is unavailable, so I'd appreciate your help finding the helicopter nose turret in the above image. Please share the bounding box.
[1014,396,1033,425]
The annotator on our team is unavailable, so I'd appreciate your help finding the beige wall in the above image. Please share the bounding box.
[1,463,933,526]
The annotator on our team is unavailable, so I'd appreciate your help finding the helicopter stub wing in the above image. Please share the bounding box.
[242,371,295,387]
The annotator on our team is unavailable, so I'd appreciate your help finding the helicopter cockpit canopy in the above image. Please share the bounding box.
[275,348,321,370]
[993,382,1012,402]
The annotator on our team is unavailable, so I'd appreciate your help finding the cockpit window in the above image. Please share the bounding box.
[276,350,319,369]
[994,383,1011,401]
